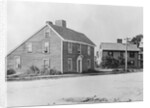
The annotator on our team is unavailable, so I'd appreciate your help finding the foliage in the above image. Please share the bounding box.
[82,69,99,74]
[100,56,119,68]
[41,68,62,75]
[27,65,40,75]
[7,69,16,75]
[118,56,125,65]
[130,34,143,47]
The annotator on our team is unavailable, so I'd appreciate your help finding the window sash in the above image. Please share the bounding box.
[68,58,72,71]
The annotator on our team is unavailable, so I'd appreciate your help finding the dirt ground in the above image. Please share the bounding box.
[7,72,143,107]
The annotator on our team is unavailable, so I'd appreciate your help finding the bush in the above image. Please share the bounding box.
[50,69,62,75]
[82,69,99,74]
[40,68,62,75]
[27,65,40,75]
[100,56,119,68]
[7,69,16,75]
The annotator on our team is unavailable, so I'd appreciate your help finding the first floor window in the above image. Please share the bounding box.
[68,58,72,71]
[14,56,21,69]
[43,59,50,69]
[128,60,135,66]
[108,51,113,56]
[43,42,50,53]
[87,59,91,69]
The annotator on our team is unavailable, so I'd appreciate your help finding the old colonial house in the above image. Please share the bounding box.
[7,20,95,74]
[97,39,140,68]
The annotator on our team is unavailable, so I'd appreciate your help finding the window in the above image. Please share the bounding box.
[43,42,49,53]
[27,43,32,53]
[129,52,135,58]
[68,42,72,53]
[43,59,50,69]
[108,51,113,56]
[77,44,81,54]
[45,29,50,38]
[128,60,135,66]
[68,58,72,71]
[87,59,91,69]
[14,56,21,69]
[87,46,91,55]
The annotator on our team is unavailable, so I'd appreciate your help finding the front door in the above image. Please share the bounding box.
[77,56,82,73]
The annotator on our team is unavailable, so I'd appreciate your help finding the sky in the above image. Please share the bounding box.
[7,1,143,53]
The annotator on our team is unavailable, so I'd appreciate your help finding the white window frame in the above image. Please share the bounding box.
[87,46,91,55]
[14,56,21,69]
[43,42,50,53]
[68,42,72,53]
[27,43,32,53]
[68,58,73,71]
[87,59,91,69]
[45,29,50,38]
[43,59,50,69]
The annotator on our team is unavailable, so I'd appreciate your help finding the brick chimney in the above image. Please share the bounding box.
[46,21,53,25]
[55,20,66,28]
[117,39,122,43]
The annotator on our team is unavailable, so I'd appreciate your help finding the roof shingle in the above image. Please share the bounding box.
[50,24,95,46]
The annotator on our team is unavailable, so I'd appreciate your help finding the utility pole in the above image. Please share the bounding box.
[125,37,130,72]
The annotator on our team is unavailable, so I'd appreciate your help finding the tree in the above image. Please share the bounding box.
[130,34,143,47]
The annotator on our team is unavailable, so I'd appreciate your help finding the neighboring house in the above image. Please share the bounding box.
[7,20,95,74]
[138,38,143,68]
[98,39,140,68]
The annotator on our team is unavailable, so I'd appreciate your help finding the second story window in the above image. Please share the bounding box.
[68,42,72,53]
[27,43,32,53]
[77,44,81,54]
[43,42,49,53]
[87,46,91,55]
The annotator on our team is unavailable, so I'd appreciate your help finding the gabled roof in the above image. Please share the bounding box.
[100,43,140,51]
[49,24,95,46]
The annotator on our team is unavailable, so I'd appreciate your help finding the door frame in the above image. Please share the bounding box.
[77,55,83,73]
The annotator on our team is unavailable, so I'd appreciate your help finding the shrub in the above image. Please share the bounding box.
[7,69,16,75]
[27,65,40,75]
[82,69,99,74]
[50,69,62,75]
[100,56,119,68]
